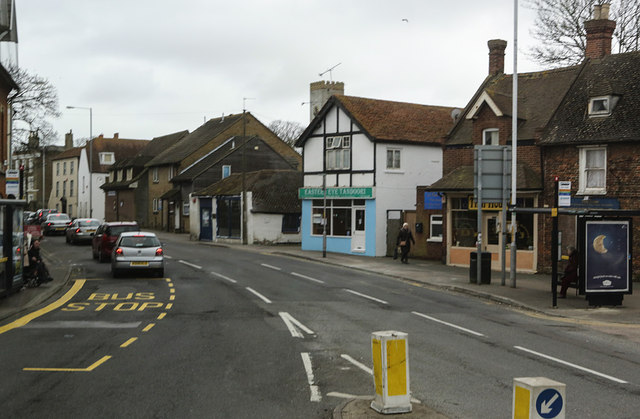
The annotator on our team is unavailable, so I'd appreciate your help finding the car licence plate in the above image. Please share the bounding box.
[130,261,149,266]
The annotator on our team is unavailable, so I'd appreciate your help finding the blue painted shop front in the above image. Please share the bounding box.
[300,198,376,257]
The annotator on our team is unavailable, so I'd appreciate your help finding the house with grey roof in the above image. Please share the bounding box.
[101,130,188,226]
[295,93,457,257]
[192,169,301,244]
[145,113,300,234]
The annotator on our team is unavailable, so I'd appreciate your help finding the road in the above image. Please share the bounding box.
[1,235,639,418]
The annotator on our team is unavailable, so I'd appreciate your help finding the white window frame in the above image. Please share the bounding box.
[482,128,499,145]
[127,168,133,180]
[578,146,607,195]
[325,135,351,170]
[589,96,611,116]
[99,152,115,165]
[386,148,402,170]
[168,166,174,181]
[152,167,159,183]
[222,165,231,178]
[428,214,443,242]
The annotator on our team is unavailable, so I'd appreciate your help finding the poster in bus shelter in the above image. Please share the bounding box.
[585,220,631,293]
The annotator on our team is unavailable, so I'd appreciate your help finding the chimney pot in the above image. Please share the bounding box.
[488,39,507,76]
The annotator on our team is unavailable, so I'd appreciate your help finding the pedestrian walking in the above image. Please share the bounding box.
[396,222,415,264]
[559,246,578,298]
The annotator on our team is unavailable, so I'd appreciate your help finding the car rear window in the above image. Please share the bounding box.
[120,236,160,248]
[80,220,100,227]
[110,225,139,236]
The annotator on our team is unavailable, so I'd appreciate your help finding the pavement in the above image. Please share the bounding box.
[2,232,639,418]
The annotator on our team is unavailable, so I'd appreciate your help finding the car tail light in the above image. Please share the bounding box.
[115,248,123,255]
[76,228,81,233]
[47,223,52,226]
[156,248,163,256]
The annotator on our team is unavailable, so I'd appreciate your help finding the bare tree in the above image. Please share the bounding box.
[527,0,640,67]
[7,65,61,149]
[268,119,304,150]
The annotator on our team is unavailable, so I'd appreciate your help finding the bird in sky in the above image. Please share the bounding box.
[402,18,409,23]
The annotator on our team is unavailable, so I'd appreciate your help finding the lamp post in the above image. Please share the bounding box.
[66,106,92,217]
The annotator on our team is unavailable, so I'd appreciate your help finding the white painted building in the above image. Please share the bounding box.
[76,134,149,220]
[296,95,456,257]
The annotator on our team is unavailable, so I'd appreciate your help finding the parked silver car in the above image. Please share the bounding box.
[111,231,164,277]
[66,218,101,244]
[41,213,71,236]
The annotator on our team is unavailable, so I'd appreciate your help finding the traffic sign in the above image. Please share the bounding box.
[536,388,563,418]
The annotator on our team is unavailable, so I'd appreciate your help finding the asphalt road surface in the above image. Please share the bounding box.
[1,235,639,418]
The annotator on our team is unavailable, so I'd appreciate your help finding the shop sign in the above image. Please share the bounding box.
[468,197,502,211]
[299,186,375,199]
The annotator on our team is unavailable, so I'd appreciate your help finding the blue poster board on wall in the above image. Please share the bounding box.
[424,192,442,210]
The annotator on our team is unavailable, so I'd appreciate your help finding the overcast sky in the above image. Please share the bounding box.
[13,0,542,145]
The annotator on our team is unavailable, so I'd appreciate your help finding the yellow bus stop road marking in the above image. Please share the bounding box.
[23,355,112,372]
[0,280,86,335]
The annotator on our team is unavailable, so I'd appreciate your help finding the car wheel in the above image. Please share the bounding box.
[92,248,98,259]
[98,249,105,263]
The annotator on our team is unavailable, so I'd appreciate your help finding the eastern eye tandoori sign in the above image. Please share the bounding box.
[298,187,375,199]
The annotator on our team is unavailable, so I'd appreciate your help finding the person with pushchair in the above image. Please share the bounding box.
[26,239,53,287]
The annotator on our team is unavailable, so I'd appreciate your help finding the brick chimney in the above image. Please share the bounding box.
[65,130,74,149]
[488,39,507,76]
[584,3,616,59]
[113,132,119,139]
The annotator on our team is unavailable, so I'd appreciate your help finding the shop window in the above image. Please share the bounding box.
[311,199,354,237]
[282,214,301,234]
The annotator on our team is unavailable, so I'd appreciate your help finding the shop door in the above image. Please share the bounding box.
[483,213,501,264]
[351,207,366,252]
[199,198,212,241]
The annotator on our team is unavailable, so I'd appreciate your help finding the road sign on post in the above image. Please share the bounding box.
[513,377,565,419]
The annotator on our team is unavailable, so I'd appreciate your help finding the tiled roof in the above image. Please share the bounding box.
[145,114,244,166]
[89,137,150,173]
[540,51,640,145]
[447,66,582,145]
[194,169,302,213]
[139,130,189,157]
[426,164,542,192]
[298,95,458,146]
[51,146,83,161]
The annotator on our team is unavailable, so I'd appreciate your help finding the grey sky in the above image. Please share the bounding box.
[15,0,541,144]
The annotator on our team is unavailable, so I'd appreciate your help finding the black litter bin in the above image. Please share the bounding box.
[469,251,491,284]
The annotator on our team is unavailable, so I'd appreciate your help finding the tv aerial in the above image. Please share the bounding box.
[319,62,341,82]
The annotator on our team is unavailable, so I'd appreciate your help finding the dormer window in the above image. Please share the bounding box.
[99,152,115,165]
[483,129,499,145]
[589,96,610,116]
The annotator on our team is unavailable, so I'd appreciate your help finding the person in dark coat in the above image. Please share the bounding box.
[27,239,52,285]
[559,246,578,298]
[396,223,415,264]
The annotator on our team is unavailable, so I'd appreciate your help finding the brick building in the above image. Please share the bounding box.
[426,5,638,274]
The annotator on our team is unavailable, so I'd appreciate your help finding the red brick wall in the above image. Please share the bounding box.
[540,144,640,277]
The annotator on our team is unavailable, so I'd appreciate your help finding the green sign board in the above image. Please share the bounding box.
[298,186,375,199]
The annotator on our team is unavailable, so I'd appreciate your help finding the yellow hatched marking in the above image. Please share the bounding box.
[120,338,138,348]
[387,339,407,396]
[165,303,173,310]
[170,288,175,294]
[514,386,530,419]
[143,323,155,332]
[157,313,166,320]
[170,295,175,301]
[0,280,86,335]
[165,278,172,282]
[24,355,112,372]
[372,338,382,396]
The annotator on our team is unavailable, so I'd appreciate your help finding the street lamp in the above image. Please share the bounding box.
[66,106,93,217]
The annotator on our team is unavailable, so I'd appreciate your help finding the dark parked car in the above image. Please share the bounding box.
[66,218,101,244]
[41,213,72,236]
[35,208,58,224]
[92,221,139,263]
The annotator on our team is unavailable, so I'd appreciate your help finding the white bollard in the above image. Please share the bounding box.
[371,331,411,414]
[513,377,565,419]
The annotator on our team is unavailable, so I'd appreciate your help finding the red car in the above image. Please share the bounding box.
[92,221,139,263]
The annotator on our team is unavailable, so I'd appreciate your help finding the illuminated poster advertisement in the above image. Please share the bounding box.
[585,220,630,293]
